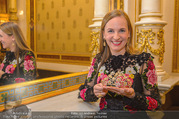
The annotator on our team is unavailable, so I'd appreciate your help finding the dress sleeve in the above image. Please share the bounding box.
[20,51,37,81]
[123,55,161,111]
[0,51,37,84]
[78,55,99,102]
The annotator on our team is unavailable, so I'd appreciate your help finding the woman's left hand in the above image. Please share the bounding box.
[0,70,5,78]
[103,86,135,98]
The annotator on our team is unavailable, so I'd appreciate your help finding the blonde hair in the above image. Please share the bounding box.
[0,22,35,76]
[0,22,31,52]
[97,9,139,73]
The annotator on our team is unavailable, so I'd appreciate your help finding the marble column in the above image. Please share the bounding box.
[9,0,18,22]
[135,0,167,82]
[89,0,109,57]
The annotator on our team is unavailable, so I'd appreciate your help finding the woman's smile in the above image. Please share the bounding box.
[111,40,122,46]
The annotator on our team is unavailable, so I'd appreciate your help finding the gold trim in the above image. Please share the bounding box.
[89,31,100,57]
[136,29,165,64]
[172,0,179,72]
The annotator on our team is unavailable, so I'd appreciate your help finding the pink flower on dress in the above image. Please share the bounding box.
[24,60,35,72]
[97,73,108,84]
[146,69,157,87]
[97,76,101,84]
[80,89,87,101]
[146,96,158,110]
[99,97,107,110]
[100,73,108,85]
[0,63,4,70]
[91,58,96,66]
[148,61,155,70]
[15,78,26,83]
[5,64,15,74]
[87,66,94,78]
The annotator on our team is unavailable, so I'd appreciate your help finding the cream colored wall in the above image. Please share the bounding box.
[162,0,175,75]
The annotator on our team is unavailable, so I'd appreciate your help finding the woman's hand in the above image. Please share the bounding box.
[94,83,108,98]
[0,70,5,78]
[104,86,135,98]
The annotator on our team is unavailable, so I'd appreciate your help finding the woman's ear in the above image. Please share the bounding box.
[11,35,15,41]
[128,31,131,38]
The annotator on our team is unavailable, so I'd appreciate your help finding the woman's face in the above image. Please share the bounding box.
[0,29,14,51]
[103,16,130,56]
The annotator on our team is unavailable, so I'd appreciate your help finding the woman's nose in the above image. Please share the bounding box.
[113,32,120,40]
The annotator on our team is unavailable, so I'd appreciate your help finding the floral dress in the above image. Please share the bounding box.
[78,52,161,111]
[0,50,37,85]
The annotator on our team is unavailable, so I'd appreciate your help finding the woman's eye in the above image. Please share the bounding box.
[120,29,125,32]
[108,30,113,33]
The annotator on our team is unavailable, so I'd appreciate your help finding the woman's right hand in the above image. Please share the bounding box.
[94,83,108,98]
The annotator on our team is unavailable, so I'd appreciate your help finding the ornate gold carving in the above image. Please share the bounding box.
[136,29,165,64]
[89,31,100,56]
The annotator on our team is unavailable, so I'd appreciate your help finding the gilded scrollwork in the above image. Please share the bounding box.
[89,31,100,56]
[136,29,165,64]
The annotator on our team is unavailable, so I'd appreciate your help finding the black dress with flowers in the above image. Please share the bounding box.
[0,51,37,85]
[78,52,161,111]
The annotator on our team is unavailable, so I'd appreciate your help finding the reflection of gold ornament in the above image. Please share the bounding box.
[136,29,165,64]
[89,31,99,56]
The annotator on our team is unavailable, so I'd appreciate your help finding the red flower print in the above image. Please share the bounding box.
[146,69,157,87]
[99,97,107,110]
[148,61,155,70]
[15,78,26,83]
[146,96,158,110]
[80,89,87,101]
[25,55,32,60]
[5,64,15,74]
[125,105,137,113]
[0,63,4,70]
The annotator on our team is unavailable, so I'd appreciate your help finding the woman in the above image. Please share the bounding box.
[78,9,161,118]
[0,22,37,85]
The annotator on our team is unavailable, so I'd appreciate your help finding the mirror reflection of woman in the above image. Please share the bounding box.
[78,10,161,118]
[0,22,37,85]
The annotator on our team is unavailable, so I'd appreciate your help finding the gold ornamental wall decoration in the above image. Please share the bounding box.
[136,29,165,64]
[89,31,100,56]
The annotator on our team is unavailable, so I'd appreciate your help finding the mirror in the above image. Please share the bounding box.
[0,0,94,86]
